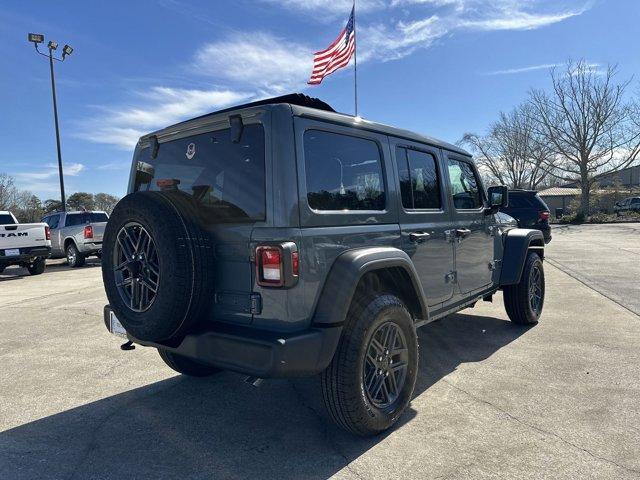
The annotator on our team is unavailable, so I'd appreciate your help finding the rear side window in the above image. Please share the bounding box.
[447,158,483,209]
[304,130,385,211]
[45,215,60,229]
[65,214,85,227]
[0,213,15,224]
[134,124,266,222]
[632,198,640,205]
[395,147,441,209]
[508,195,533,209]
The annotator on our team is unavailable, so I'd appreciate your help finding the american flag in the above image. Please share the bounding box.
[308,7,356,85]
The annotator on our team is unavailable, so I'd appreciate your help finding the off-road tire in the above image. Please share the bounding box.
[504,252,545,325]
[102,191,215,342]
[27,257,46,275]
[66,243,85,268]
[158,349,222,377]
[321,294,418,436]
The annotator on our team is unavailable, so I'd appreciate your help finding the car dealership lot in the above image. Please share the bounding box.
[1,226,639,480]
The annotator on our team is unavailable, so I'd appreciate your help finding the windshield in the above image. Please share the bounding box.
[0,213,16,225]
[133,124,266,222]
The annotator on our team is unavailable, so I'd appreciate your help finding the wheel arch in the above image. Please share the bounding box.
[500,228,545,286]
[311,247,430,327]
[63,237,78,251]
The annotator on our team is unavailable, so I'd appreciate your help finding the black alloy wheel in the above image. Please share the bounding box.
[113,222,160,313]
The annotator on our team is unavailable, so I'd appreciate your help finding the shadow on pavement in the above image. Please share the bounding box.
[0,258,101,280]
[0,312,528,480]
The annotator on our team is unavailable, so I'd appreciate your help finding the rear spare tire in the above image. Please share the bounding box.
[102,191,215,342]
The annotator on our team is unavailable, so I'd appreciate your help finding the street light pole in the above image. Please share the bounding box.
[48,48,66,211]
[28,34,74,212]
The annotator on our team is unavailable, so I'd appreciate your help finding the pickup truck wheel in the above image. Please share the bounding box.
[504,252,545,325]
[158,349,222,377]
[66,243,85,268]
[27,257,46,275]
[321,294,418,436]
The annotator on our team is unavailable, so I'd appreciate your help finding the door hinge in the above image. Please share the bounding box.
[445,271,457,283]
[488,259,501,271]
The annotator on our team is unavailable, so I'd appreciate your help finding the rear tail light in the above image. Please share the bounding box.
[45,226,51,240]
[84,225,94,239]
[256,243,299,287]
[539,211,550,221]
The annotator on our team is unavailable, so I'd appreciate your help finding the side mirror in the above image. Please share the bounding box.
[486,186,509,213]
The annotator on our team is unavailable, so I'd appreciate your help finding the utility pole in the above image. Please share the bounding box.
[28,33,74,211]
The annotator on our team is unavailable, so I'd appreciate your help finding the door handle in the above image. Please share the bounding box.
[409,232,431,243]
[455,229,472,239]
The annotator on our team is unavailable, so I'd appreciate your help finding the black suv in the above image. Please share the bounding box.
[102,94,546,436]
[500,190,551,243]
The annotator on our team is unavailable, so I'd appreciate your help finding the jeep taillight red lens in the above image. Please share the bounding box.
[45,226,51,240]
[257,246,283,286]
[292,251,299,276]
[84,225,94,239]
[539,211,550,221]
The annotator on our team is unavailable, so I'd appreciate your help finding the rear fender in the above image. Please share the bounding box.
[311,247,429,326]
[500,229,544,286]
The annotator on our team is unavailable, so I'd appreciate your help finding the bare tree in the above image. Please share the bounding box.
[0,173,19,210]
[94,192,120,214]
[529,60,640,214]
[460,103,554,190]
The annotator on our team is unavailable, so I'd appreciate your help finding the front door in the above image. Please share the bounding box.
[392,141,454,307]
[443,154,494,294]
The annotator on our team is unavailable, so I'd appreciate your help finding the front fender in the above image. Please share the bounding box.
[311,247,429,326]
[500,229,544,286]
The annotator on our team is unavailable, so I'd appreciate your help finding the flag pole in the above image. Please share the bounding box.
[353,0,358,117]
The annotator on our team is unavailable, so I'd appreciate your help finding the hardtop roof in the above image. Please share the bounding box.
[140,93,470,157]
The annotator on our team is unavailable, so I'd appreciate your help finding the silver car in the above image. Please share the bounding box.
[41,211,109,267]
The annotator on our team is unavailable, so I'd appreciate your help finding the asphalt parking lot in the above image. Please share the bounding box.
[1,224,639,479]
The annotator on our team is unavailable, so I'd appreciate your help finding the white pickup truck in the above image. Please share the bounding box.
[0,211,51,275]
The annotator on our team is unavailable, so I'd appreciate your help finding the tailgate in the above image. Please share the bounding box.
[91,222,107,242]
[0,223,50,250]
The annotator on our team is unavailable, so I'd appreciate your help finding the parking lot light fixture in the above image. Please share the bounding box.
[28,32,73,211]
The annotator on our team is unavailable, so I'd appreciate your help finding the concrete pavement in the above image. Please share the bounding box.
[0,238,639,479]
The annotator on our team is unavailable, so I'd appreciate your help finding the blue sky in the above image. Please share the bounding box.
[1,0,638,199]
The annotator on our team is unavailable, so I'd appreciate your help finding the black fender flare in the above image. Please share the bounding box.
[500,228,545,286]
[311,247,429,326]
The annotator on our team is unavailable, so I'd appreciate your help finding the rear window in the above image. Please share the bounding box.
[0,213,15,224]
[89,212,109,223]
[134,124,266,222]
[508,194,534,209]
[303,130,385,211]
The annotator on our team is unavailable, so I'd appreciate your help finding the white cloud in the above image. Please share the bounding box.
[193,33,311,93]
[485,63,559,75]
[13,163,85,193]
[260,0,385,15]
[76,87,251,149]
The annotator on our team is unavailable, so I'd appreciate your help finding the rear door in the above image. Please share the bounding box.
[443,153,494,295]
[390,140,454,307]
[132,115,269,325]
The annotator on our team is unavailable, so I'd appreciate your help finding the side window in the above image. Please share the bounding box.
[395,147,441,209]
[304,130,385,211]
[447,158,483,210]
[47,215,60,229]
[509,195,532,209]
[65,214,83,227]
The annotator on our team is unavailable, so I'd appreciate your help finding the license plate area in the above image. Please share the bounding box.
[109,311,128,338]
[4,248,19,257]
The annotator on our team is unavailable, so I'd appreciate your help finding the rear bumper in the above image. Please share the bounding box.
[0,246,51,266]
[80,242,102,254]
[103,305,342,378]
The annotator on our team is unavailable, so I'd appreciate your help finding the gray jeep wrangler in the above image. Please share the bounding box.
[102,94,545,436]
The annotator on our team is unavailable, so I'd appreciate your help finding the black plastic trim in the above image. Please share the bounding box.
[499,229,545,286]
[311,247,430,326]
